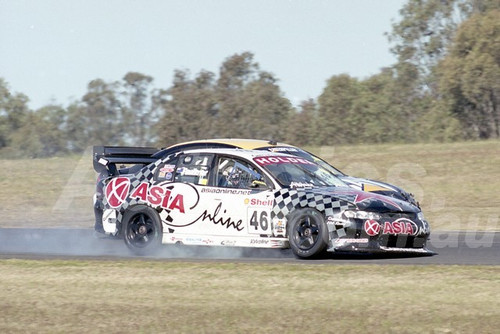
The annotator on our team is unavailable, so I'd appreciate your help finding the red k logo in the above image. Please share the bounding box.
[364,219,380,236]
[105,177,131,208]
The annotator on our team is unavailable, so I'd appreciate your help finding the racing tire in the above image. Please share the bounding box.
[122,206,163,255]
[288,208,329,259]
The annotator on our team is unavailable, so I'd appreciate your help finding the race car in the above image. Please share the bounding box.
[94,147,432,258]
[92,139,419,234]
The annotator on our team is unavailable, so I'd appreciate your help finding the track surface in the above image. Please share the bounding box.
[0,228,498,265]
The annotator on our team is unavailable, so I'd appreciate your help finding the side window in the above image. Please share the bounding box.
[174,154,213,185]
[216,157,262,189]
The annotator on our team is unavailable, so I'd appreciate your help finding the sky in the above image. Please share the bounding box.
[0,0,405,110]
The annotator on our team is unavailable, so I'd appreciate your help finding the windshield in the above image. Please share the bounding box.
[253,155,346,188]
[257,146,345,176]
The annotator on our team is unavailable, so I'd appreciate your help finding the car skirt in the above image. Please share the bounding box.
[327,240,435,255]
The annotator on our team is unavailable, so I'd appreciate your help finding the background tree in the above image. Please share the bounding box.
[388,0,461,88]
[65,102,88,153]
[384,0,499,142]
[0,79,30,151]
[0,78,12,148]
[387,0,498,89]
[156,52,291,145]
[238,71,292,140]
[122,72,156,145]
[285,99,318,146]
[9,105,68,157]
[79,79,124,147]
[351,70,397,143]
[317,74,360,145]
[436,9,500,139]
[317,70,426,144]
[155,70,217,145]
[213,52,257,138]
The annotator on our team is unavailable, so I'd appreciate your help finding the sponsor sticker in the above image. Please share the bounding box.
[161,165,176,173]
[290,182,313,188]
[179,168,208,177]
[382,218,417,235]
[105,177,131,208]
[269,147,298,152]
[364,218,418,236]
[364,219,381,236]
[274,220,285,234]
[250,239,270,244]
[270,240,285,247]
[244,198,273,206]
[131,182,186,213]
[334,238,369,245]
[170,236,183,243]
[221,240,236,246]
[201,188,252,195]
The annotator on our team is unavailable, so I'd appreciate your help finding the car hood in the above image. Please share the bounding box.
[299,186,419,213]
[338,176,418,206]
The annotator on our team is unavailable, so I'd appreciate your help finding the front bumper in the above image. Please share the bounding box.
[326,211,433,255]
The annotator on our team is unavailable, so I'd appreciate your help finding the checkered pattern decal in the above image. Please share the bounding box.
[271,188,354,243]
[271,188,351,220]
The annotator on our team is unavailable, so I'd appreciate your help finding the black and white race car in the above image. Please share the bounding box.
[93,147,432,258]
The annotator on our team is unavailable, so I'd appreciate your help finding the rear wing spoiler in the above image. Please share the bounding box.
[93,146,160,175]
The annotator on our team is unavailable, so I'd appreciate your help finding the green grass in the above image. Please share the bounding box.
[0,259,498,334]
[0,140,499,230]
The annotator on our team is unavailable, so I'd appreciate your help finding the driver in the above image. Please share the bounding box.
[229,169,251,188]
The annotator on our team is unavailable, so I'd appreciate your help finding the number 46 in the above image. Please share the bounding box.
[250,210,269,231]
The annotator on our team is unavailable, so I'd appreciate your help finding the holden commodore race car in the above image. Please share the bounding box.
[92,139,419,236]
[94,147,432,258]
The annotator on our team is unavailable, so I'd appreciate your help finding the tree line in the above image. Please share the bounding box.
[0,0,498,158]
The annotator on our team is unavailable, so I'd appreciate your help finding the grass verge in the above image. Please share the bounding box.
[0,259,499,334]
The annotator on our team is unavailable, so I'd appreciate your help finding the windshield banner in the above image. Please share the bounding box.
[253,156,315,166]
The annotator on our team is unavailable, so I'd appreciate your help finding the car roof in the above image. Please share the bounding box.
[166,138,293,150]
[178,147,295,160]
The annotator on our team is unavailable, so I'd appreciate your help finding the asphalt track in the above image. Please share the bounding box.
[0,228,498,265]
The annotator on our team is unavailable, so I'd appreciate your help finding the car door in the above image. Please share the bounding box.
[191,154,275,237]
[152,152,275,238]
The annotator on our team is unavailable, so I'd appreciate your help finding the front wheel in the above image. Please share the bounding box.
[122,206,163,255]
[288,208,329,259]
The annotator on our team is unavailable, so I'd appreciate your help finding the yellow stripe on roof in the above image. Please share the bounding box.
[168,138,292,150]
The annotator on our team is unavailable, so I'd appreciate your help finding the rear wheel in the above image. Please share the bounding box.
[288,208,329,259]
[122,206,162,255]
